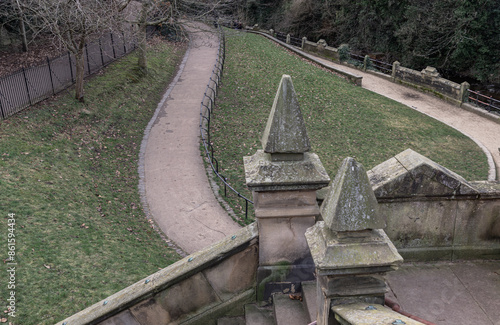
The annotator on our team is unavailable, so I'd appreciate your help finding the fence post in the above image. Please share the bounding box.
[460,81,470,105]
[0,94,5,119]
[22,68,32,105]
[68,51,74,83]
[110,33,116,58]
[122,32,127,54]
[47,57,55,95]
[392,61,400,81]
[85,44,91,75]
[99,38,105,66]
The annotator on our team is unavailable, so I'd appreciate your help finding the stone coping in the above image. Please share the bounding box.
[56,223,258,325]
[333,303,425,325]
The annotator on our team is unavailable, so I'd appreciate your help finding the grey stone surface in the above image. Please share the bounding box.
[321,157,385,231]
[261,74,311,155]
[203,245,258,300]
[98,310,141,325]
[301,281,317,322]
[253,190,320,218]
[306,222,403,273]
[258,216,315,266]
[217,316,245,325]
[387,263,497,325]
[273,293,310,325]
[245,304,275,325]
[333,303,425,325]
[244,150,330,192]
[130,272,221,323]
[368,149,479,197]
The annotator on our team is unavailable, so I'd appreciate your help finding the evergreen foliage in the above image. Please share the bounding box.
[240,0,500,83]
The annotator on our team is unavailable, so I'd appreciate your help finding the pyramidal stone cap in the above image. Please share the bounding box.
[261,74,311,158]
[321,157,386,231]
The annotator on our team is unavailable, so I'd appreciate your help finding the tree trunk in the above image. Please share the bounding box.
[19,18,28,52]
[74,50,85,102]
[137,1,149,72]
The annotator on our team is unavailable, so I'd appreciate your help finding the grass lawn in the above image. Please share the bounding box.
[211,31,489,222]
[0,39,187,324]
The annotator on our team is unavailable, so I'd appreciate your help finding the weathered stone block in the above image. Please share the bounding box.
[321,157,384,231]
[318,274,387,297]
[130,273,221,324]
[98,309,141,325]
[333,303,425,325]
[380,200,456,249]
[306,222,402,274]
[253,190,320,218]
[244,150,330,192]
[258,216,315,265]
[453,200,500,245]
[261,75,310,154]
[203,245,258,300]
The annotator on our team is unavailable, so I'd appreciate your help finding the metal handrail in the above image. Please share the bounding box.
[468,89,500,113]
[199,26,254,220]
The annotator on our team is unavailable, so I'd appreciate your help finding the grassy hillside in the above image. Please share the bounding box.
[0,40,186,324]
[210,31,488,221]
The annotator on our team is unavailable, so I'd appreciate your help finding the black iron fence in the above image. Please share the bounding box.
[0,33,135,120]
[468,89,500,113]
[349,52,392,75]
[199,26,253,220]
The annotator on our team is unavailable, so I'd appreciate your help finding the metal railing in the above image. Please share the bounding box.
[275,31,287,43]
[199,26,253,220]
[367,57,392,75]
[349,53,392,75]
[0,33,135,120]
[468,89,500,113]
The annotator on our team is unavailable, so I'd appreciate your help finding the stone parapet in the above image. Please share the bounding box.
[56,224,259,325]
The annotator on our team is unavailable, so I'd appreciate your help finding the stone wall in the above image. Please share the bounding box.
[368,149,500,261]
[248,27,472,107]
[393,64,469,105]
[56,224,259,325]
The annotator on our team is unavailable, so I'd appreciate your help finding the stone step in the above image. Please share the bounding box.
[245,303,275,325]
[301,281,317,322]
[217,316,246,325]
[273,293,310,325]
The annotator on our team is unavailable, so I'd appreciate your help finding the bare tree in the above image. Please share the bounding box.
[123,0,235,72]
[21,0,125,101]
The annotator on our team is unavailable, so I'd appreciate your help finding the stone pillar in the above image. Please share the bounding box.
[244,75,330,302]
[286,33,291,44]
[460,81,470,105]
[302,37,307,50]
[363,55,370,71]
[305,157,403,325]
[392,61,400,81]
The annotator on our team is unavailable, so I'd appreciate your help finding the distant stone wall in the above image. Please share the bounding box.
[302,39,339,62]
[56,224,259,325]
[247,27,472,107]
[393,63,469,106]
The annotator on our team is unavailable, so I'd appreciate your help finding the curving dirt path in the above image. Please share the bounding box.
[308,54,500,181]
